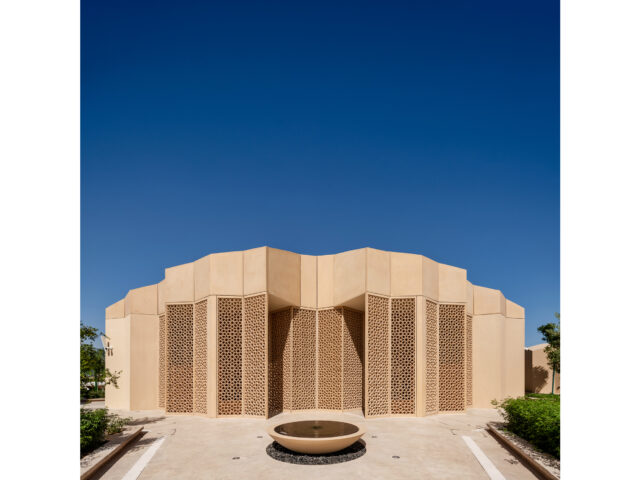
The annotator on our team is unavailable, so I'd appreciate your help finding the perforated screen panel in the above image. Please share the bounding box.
[217,297,242,416]
[366,294,390,416]
[391,298,415,415]
[268,309,291,417]
[157,291,456,418]
[166,304,194,413]
[466,314,473,407]
[424,300,439,415]
[343,308,363,410]
[318,308,342,410]
[193,300,208,414]
[158,315,167,408]
[158,313,166,409]
[438,304,466,411]
[243,294,267,416]
[291,308,316,410]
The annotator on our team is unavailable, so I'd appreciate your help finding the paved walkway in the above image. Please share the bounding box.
[90,405,537,479]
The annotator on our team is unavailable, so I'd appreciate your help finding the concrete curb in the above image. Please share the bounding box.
[81,426,143,480]
[81,398,105,403]
[486,424,558,480]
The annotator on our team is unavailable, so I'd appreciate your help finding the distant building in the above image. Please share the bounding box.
[105,247,525,416]
[525,343,560,394]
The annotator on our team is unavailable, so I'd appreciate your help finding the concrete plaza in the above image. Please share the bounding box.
[88,403,538,479]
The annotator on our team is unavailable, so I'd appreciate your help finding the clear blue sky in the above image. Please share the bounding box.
[81,1,559,347]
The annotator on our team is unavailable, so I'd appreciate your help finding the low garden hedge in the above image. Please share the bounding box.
[81,408,109,454]
[498,395,560,458]
[80,408,131,455]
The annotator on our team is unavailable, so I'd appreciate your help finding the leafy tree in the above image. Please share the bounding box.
[537,312,560,394]
[80,323,120,397]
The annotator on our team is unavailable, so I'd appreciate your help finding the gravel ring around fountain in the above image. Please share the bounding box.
[266,440,366,465]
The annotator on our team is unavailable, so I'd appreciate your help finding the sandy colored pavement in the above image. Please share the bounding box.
[88,406,538,480]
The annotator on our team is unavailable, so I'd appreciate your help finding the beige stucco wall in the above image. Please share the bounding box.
[124,284,158,316]
[268,247,300,309]
[472,313,504,407]
[105,316,130,410]
[503,317,525,399]
[317,254,334,308]
[106,246,525,414]
[525,343,560,394]
[105,313,159,411]
[300,255,317,308]
[470,284,525,407]
[130,314,159,410]
[366,248,389,295]
[439,264,467,303]
[334,248,366,306]
[244,247,267,295]
[105,299,125,319]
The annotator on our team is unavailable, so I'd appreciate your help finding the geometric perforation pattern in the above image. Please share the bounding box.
[343,308,363,410]
[217,297,243,416]
[291,308,316,410]
[318,308,342,410]
[438,304,466,411]
[268,309,291,417]
[193,300,207,414]
[243,294,266,416]
[366,294,390,416]
[424,300,439,415]
[282,310,292,411]
[391,298,415,415]
[166,304,194,413]
[466,314,473,407]
[159,313,166,409]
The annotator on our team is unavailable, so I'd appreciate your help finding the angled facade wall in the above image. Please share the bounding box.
[106,246,524,416]
[525,343,560,394]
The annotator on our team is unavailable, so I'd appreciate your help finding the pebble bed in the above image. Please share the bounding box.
[266,440,366,465]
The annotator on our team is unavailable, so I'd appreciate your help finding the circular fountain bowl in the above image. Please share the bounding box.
[268,420,365,454]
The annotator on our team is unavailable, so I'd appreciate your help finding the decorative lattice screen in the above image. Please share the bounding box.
[243,294,266,416]
[391,298,415,414]
[424,300,439,415]
[438,304,466,411]
[343,308,363,410]
[217,297,242,416]
[292,308,316,410]
[166,304,193,413]
[367,294,390,416]
[159,313,166,409]
[466,314,473,407]
[268,309,291,417]
[193,300,207,415]
[318,308,342,410]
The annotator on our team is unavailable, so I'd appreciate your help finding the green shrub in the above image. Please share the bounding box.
[498,396,560,458]
[81,408,131,454]
[81,388,105,400]
[106,414,131,435]
[80,408,109,454]
[526,393,559,400]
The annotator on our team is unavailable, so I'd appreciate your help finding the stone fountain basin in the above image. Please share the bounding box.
[268,420,365,455]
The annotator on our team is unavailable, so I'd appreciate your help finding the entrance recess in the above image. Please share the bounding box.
[267,307,364,417]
